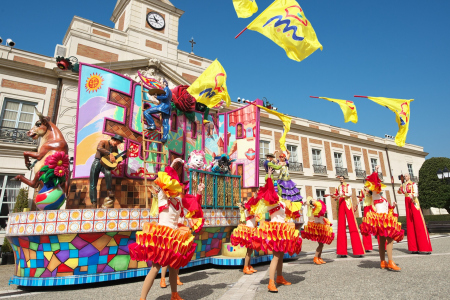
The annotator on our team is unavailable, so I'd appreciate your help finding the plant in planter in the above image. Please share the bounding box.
[1,188,29,265]
[1,238,13,265]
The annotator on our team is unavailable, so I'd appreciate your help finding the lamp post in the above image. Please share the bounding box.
[437,167,450,184]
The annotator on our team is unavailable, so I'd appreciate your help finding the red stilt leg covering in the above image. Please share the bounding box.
[336,198,365,256]
[362,206,373,251]
[405,196,432,252]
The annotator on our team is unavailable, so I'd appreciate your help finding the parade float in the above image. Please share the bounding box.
[5,63,302,286]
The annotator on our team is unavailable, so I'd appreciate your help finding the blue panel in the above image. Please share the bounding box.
[79,257,88,266]
[60,243,69,251]
[98,255,107,264]
[69,250,79,258]
[43,244,51,251]
[109,246,118,254]
[49,236,59,244]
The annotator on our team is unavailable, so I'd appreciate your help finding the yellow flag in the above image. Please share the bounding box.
[366,97,413,147]
[257,105,291,151]
[247,0,322,62]
[187,59,231,108]
[233,0,258,18]
[319,97,358,123]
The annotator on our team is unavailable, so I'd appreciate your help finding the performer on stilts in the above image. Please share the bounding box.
[360,166,404,271]
[252,168,302,293]
[129,162,204,300]
[301,196,334,264]
[276,150,303,203]
[358,187,373,252]
[230,192,260,275]
[327,175,365,257]
[398,173,432,254]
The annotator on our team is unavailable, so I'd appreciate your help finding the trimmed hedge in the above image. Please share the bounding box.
[418,157,450,213]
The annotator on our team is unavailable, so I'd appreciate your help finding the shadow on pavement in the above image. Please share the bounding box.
[176,271,221,284]
[259,270,307,285]
[156,283,229,300]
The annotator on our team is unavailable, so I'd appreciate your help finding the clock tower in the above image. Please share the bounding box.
[111,0,184,61]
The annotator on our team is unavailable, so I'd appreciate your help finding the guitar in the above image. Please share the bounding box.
[100,150,127,170]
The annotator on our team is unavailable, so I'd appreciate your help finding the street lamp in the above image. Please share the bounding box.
[437,167,450,184]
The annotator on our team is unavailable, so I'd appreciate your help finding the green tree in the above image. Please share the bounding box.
[13,188,28,213]
[418,157,450,213]
[1,238,12,253]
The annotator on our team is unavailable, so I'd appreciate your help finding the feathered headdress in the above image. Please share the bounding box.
[364,172,386,194]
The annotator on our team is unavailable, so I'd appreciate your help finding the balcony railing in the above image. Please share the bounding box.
[313,165,327,174]
[335,167,348,177]
[355,169,366,179]
[411,176,419,182]
[289,162,303,172]
[0,127,38,146]
[188,169,241,209]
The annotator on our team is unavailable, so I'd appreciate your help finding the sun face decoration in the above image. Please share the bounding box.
[85,73,104,93]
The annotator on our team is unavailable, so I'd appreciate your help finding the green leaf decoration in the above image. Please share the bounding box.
[40,165,49,172]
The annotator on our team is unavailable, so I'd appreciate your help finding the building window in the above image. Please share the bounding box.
[370,158,378,172]
[1,99,36,130]
[354,155,362,170]
[0,175,22,232]
[260,140,270,157]
[334,153,343,168]
[312,149,322,165]
[407,163,414,177]
[315,189,328,218]
[287,145,298,163]
[236,123,245,139]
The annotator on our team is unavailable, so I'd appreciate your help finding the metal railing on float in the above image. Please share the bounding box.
[188,169,241,209]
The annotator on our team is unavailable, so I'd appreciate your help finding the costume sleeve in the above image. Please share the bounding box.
[267,161,283,170]
[413,183,418,198]
[97,141,110,156]
[344,184,352,197]
[156,87,171,101]
[182,194,204,233]
[333,186,339,197]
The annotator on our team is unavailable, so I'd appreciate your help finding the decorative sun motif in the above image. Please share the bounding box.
[85,73,104,93]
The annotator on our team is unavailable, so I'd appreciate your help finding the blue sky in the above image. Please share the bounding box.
[1,0,449,159]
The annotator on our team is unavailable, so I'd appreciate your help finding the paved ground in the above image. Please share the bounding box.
[0,234,449,299]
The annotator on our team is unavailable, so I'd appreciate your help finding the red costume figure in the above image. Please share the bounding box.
[252,169,302,293]
[331,176,365,257]
[302,197,334,264]
[128,164,204,300]
[398,174,432,253]
[230,192,259,275]
[357,188,373,251]
[360,167,404,271]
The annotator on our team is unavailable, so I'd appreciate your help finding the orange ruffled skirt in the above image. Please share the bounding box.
[301,221,335,245]
[252,221,302,256]
[230,224,256,249]
[360,211,404,242]
[128,222,197,269]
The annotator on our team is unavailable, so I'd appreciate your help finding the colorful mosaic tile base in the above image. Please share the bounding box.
[6,209,240,237]
[9,253,298,287]
[7,225,236,283]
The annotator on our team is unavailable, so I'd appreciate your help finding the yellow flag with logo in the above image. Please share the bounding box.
[257,105,291,151]
[247,0,322,61]
[233,0,258,18]
[366,97,413,147]
[319,97,358,124]
[187,59,231,108]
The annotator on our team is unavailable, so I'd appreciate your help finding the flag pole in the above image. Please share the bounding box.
[354,95,368,98]
[235,27,248,39]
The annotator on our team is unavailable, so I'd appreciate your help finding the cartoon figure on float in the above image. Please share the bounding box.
[143,78,172,143]
[12,108,70,210]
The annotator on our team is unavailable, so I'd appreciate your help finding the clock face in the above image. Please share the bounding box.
[147,12,165,30]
